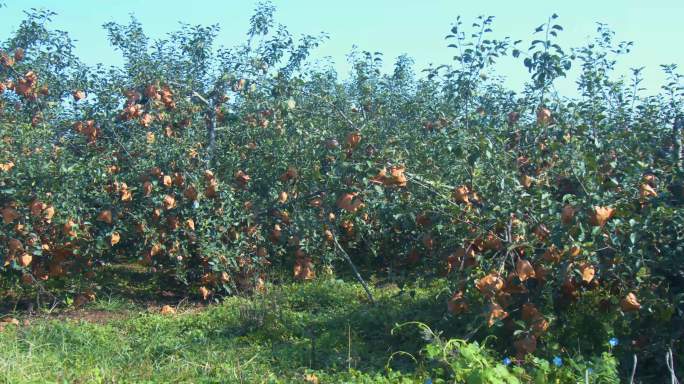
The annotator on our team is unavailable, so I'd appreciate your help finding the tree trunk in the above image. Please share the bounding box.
[206,104,217,166]
[674,115,684,175]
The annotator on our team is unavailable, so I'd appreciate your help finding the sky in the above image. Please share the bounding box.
[0,0,682,96]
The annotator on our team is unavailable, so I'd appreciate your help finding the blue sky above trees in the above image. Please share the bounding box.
[1,0,682,95]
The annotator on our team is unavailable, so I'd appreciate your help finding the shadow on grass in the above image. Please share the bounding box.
[92,262,192,305]
[206,278,458,376]
[1,276,470,381]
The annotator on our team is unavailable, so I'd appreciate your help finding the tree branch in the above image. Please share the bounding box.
[325,215,375,304]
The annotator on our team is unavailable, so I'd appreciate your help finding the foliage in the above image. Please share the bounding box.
[0,279,438,383]
[0,278,622,383]
[1,3,683,381]
[393,322,620,383]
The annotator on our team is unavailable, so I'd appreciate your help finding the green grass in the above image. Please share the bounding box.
[0,278,452,383]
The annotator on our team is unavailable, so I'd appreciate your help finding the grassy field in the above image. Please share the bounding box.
[0,276,451,383]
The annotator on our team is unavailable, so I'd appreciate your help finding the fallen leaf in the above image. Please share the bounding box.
[160,305,176,315]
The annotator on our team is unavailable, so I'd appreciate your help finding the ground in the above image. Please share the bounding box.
[0,269,451,383]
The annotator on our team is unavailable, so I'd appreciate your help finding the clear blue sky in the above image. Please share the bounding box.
[1,0,683,96]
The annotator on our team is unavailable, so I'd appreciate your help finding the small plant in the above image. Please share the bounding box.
[392,322,621,383]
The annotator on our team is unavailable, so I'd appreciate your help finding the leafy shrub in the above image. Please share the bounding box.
[0,3,682,380]
[393,322,620,383]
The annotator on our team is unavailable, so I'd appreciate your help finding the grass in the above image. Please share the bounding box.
[0,277,453,383]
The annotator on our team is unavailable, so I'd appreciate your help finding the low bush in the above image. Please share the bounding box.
[1,4,682,380]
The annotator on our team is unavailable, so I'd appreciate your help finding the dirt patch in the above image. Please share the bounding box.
[34,301,211,325]
[144,302,210,316]
[50,309,133,324]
